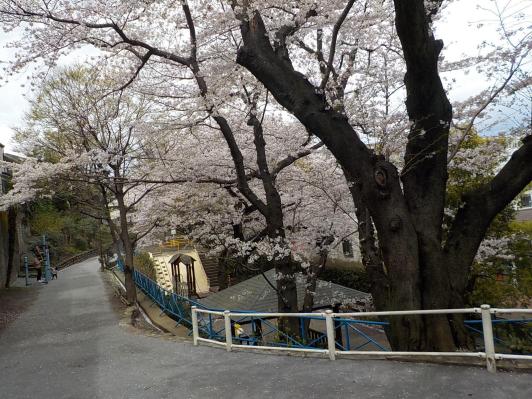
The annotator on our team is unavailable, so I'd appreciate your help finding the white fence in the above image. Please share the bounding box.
[191,305,532,373]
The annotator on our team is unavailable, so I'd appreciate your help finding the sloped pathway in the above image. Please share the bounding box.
[0,258,530,399]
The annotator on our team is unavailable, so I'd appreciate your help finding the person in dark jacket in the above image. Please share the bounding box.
[33,256,43,282]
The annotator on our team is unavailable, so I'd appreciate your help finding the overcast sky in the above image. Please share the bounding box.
[0,1,528,153]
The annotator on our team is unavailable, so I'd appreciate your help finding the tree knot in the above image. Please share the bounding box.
[389,215,402,232]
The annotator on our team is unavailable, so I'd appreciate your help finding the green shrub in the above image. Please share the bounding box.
[320,267,371,292]
[134,252,157,280]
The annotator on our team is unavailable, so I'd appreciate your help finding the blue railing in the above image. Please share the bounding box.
[116,258,209,331]
[115,258,391,350]
[115,259,530,354]
[464,318,532,355]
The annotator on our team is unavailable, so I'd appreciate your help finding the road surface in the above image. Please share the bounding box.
[0,258,530,399]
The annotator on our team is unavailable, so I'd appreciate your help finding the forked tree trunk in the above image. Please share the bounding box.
[233,5,517,351]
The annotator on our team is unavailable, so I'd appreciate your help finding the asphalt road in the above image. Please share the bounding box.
[0,258,530,399]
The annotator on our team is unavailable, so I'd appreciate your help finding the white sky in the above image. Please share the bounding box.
[0,0,529,153]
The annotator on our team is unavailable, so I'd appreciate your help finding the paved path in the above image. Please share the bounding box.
[0,258,530,399]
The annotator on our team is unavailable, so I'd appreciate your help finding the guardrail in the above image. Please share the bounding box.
[114,259,531,372]
[192,306,532,373]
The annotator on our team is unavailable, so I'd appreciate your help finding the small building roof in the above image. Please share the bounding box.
[199,269,371,312]
[168,253,196,265]
[3,153,24,163]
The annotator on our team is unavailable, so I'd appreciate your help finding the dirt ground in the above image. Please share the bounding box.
[0,285,40,333]
[101,270,162,336]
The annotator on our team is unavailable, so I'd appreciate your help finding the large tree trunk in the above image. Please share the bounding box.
[346,170,427,349]
[392,0,472,351]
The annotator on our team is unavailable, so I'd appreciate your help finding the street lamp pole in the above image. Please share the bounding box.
[42,234,52,282]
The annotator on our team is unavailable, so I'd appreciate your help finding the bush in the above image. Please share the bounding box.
[134,252,157,280]
[320,267,371,292]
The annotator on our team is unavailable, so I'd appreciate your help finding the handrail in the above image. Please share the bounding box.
[56,249,98,270]
[192,305,532,372]
[113,258,531,372]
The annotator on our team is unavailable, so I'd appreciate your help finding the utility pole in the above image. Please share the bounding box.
[24,255,29,286]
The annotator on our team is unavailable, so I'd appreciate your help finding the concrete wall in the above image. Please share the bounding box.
[0,211,9,287]
[0,210,19,287]
[0,146,29,287]
[0,208,27,288]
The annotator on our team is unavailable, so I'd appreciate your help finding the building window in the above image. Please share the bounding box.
[1,174,8,194]
[520,193,532,209]
[342,240,354,258]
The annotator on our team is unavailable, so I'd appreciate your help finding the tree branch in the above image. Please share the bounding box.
[320,0,357,90]
[445,135,532,278]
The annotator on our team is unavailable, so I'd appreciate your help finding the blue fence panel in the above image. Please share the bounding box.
[464,318,532,355]
[115,258,392,351]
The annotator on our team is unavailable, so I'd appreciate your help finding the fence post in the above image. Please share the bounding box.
[224,310,232,352]
[24,256,29,286]
[481,304,496,373]
[325,310,336,360]
[191,306,199,346]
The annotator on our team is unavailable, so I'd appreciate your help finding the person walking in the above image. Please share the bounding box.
[32,244,45,283]
[33,256,43,282]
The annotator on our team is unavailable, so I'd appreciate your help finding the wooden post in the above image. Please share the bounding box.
[191,259,197,297]
[186,263,193,297]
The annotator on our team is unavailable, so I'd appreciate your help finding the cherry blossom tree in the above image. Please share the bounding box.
[125,96,354,335]
[0,0,530,350]
[232,0,531,350]
[2,67,171,304]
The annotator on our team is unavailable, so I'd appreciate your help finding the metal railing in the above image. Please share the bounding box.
[20,246,97,284]
[56,249,98,270]
[116,259,209,328]
[114,259,531,372]
[192,306,532,373]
